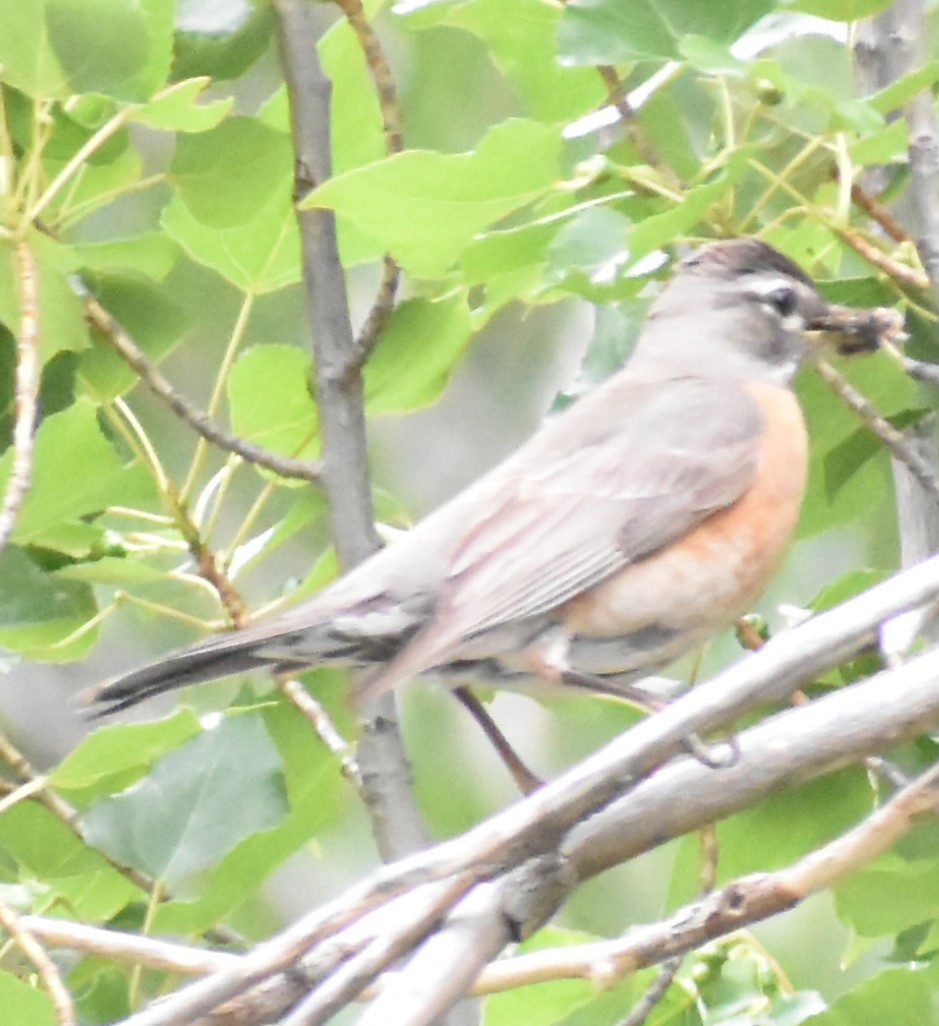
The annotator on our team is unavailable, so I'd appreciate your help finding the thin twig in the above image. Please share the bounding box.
[618,957,681,1026]
[19,916,237,975]
[166,483,249,629]
[278,676,364,792]
[812,354,939,506]
[0,241,40,552]
[0,900,76,1026]
[595,66,672,176]
[837,225,930,289]
[330,0,401,362]
[885,341,939,386]
[83,292,323,484]
[850,183,910,243]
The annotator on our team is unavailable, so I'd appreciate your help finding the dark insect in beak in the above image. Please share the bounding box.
[808,304,906,356]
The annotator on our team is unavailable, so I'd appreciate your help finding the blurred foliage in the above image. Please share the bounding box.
[0,0,938,1022]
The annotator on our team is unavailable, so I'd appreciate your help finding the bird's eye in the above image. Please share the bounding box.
[762,285,798,317]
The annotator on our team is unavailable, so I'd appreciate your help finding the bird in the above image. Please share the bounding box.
[89,238,902,717]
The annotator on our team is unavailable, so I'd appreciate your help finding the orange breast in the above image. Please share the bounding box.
[561,381,808,639]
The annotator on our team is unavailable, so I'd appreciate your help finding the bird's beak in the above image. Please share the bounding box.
[806,302,906,356]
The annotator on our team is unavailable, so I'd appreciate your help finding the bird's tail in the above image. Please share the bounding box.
[85,636,295,716]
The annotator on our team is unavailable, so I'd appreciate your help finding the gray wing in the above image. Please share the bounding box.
[355,376,766,700]
[438,376,764,636]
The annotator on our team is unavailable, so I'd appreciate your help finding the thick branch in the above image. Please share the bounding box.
[566,641,939,880]
[110,550,939,1026]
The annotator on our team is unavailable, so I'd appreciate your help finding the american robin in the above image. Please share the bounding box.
[90,238,902,716]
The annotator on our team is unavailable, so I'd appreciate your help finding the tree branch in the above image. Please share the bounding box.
[272,0,429,865]
[0,899,76,1026]
[108,549,939,1026]
[473,761,939,995]
[83,292,324,484]
[0,240,40,552]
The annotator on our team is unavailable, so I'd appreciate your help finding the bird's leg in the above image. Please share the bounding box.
[560,668,670,711]
[560,668,739,770]
[452,686,543,795]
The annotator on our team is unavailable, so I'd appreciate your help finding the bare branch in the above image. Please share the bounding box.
[812,354,939,506]
[84,293,323,484]
[565,642,939,881]
[278,675,363,791]
[475,761,939,995]
[902,0,939,291]
[20,916,237,976]
[850,183,909,244]
[618,957,682,1026]
[0,240,40,552]
[113,553,939,1026]
[330,0,402,360]
[836,226,929,289]
[367,643,939,1022]
[273,0,428,865]
[279,876,472,1026]
[0,900,76,1026]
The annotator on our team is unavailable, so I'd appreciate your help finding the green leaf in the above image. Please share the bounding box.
[798,349,919,537]
[835,850,939,937]
[0,971,57,1026]
[558,0,776,64]
[228,345,319,458]
[802,965,938,1024]
[0,3,70,97]
[0,802,141,920]
[170,116,295,229]
[52,709,202,791]
[73,234,179,281]
[849,119,909,167]
[44,0,174,101]
[670,769,872,907]
[54,556,170,586]
[627,159,746,258]
[809,569,887,612]
[781,0,896,21]
[558,300,649,401]
[160,187,301,293]
[435,0,604,121]
[462,220,557,285]
[82,712,289,884]
[868,62,939,116]
[545,207,632,298]
[130,77,233,132]
[51,144,144,226]
[365,295,473,414]
[173,2,276,82]
[0,545,99,660]
[0,399,156,545]
[153,690,346,933]
[303,119,562,277]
